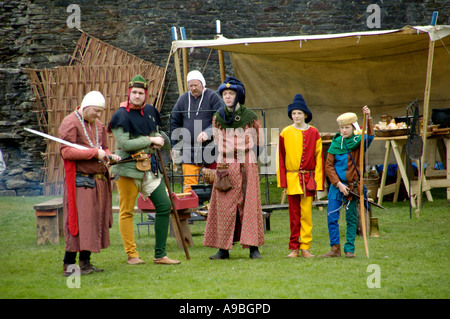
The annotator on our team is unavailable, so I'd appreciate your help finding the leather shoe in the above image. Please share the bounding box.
[319,244,341,258]
[345,252,356,258]
[127,257,145,265]
[153,256,181,265]
[286,250,299,258]
[301,249,315,258]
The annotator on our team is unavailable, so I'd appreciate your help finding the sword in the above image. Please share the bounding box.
[24,127,89,150]
[348,190,387,210]
[25,127,120,180]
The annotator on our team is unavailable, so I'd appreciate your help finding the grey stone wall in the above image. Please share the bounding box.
[0,0,448,195]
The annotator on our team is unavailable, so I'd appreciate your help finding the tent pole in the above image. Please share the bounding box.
[417,15,438,213]
[215,20,226,83]
[174,50,184,96]
[171,27,184,97]
[180,27,189,92]
[182,49,189,91]
[218,49,226,83]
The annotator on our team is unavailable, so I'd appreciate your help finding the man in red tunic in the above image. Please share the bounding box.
[59,91,120,276]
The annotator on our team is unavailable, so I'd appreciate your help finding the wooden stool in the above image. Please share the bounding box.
[169,208,196,249]
[33,198,64,245]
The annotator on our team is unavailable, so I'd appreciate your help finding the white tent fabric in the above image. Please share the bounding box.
[172,26,450,53]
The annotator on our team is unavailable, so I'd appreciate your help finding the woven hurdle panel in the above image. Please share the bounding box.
[26,31,165,195]
[69,31,150,67]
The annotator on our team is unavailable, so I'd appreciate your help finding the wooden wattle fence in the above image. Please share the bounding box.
[26,30,165,195]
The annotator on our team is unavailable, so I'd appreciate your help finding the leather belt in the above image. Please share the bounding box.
[76,172,107,182]
[287,170,314,174]
[287,170,314,195]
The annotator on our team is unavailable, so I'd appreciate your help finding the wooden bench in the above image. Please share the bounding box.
[33,198,64,245]
[261,200,328,231]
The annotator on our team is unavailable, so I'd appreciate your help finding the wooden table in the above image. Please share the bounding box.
[376,131,450,207]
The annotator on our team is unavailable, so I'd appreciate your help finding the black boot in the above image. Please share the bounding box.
[78,260,95,275]
[79,260,104,273]
[209,249,230,260]
[79,251,103,274]
[63,264,76,277]
[249,246,262,259]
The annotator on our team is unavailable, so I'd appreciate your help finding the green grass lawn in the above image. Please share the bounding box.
[0,184,448,300]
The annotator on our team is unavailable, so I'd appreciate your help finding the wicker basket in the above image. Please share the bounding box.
[375,129,407,137]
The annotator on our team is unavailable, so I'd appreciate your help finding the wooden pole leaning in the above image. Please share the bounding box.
[359,112,369,258]
[156,149,190,260]
[417,29,436,212]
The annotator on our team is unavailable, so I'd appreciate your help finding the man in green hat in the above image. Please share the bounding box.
[109,75,180,265]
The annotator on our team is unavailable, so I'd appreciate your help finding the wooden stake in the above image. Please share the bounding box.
[359,112,369,258]
[157,149,190,260]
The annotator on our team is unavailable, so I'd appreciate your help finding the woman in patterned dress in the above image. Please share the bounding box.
[203,77,265,259]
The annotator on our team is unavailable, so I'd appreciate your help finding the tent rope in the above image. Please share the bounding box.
[201,49,213,74]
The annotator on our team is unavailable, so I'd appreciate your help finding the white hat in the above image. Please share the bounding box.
[81,91,105,110]
[187,70,206,87]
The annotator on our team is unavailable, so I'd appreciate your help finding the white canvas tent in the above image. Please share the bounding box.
[170,25,450,208]
[172,25,449,134]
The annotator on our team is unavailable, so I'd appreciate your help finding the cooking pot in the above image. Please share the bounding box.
[431,108,450,128]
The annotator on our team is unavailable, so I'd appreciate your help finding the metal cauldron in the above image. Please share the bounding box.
[431,108,450,128]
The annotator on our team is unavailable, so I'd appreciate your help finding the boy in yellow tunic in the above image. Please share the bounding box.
[277,94,324,258]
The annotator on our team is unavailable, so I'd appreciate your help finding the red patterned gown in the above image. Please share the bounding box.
[203,115,265,250]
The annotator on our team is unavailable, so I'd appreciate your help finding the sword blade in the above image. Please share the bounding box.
[24,127,89,150]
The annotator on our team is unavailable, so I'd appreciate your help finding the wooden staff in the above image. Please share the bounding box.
[359,112,369,258]
[156,149,190,260]
[417,18,437,212]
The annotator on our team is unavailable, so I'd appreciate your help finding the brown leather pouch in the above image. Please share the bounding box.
[214,169,233,192]
[132,150,151,172]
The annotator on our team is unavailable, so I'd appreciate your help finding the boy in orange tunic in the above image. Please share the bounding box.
[277,94,324,258]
